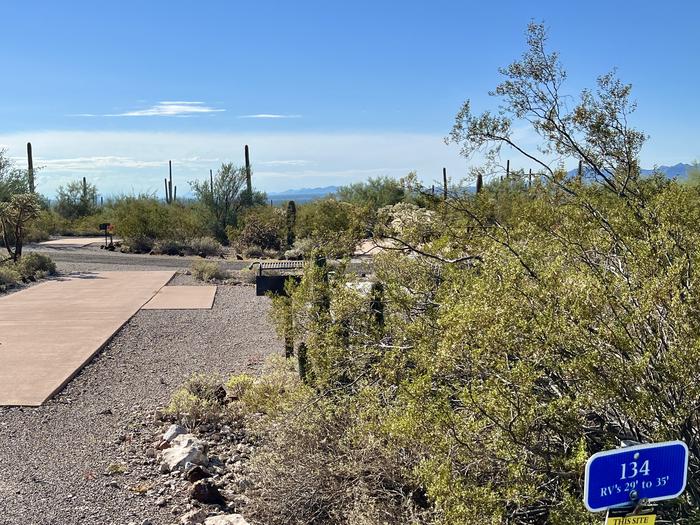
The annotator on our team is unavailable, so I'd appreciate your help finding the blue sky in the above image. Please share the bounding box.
[1,0,698,197]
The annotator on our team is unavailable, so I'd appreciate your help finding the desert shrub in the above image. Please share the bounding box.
[65,210,112,236]
[242,245,263,259]
[234,355,301,416]
[188,236,223,257]
[0,265,21,287]
[225,373,255,400]
[336,176,406,210]
[228,209,284,252]
[233,268,257,284]
[166,389,222,426]
[165,373,228,425]
[111,196,169,251]
[15,253,56,280]
[248,407,430,525]
[152,239,187,256]
[296,199,367,258]
[111,196,207,252]
[191,260,228,282]
[25,206,64,242]
[283,247,303,260]
[243,361,430,525]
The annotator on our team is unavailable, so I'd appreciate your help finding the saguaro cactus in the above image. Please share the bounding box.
[443,167,448,201]
[26,142,34,193]
[168,161,173,203]
[244,145,252,196]
[286,200,297,248]
[297,343,309,383]
[210,169,214,194]
[82,176,87,200]
[476,171,483,194]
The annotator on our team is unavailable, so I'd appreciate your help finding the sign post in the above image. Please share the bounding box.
[584,440,688,519]
[99,223,114,250]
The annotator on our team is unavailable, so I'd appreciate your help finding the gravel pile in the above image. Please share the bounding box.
[0,270,282,525]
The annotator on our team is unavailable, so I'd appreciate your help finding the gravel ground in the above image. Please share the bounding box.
[0,261,282,525]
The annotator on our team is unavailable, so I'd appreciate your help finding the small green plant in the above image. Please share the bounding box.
[225,373,255,400]
[191,260,228,282]
[105,462,127,476]
[165,373,227,425]
[0,265,21,287]
[234,355,303,416]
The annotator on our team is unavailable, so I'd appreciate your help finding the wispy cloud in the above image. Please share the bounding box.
[73,101,225,117]
[237,114,301,119]
[258,159,312,167]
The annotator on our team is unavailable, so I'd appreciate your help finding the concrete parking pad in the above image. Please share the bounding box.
[0,271,174,406]
[142,285,217,310]
[39,237,108,247]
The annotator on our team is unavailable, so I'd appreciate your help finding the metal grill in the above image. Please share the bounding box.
[258,261,304,272]
[253,260,305,296]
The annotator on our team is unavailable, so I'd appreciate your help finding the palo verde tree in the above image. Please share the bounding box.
[190,162,266,243]
[0,149,30,202]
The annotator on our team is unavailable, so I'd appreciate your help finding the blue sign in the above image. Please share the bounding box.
[584,441,688,512]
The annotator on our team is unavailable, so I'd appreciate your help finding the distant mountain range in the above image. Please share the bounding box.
[566,163,693,179]
[266,164,696,204]
[268,185,339,204]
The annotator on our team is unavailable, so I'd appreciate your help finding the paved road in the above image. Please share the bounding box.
[27,244,251,270]
[26,243,373,273]
[0,271,175,406]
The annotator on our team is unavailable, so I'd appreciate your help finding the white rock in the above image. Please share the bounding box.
[163,424,187,442]
[180,508,208,525]
[204,515,250,525]
[161,434,208,472]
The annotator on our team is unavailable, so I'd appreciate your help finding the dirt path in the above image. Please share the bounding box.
[0,271,282,524]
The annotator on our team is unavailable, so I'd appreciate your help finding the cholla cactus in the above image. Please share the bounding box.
[286,200,297,248]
